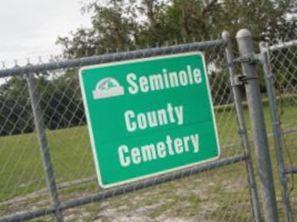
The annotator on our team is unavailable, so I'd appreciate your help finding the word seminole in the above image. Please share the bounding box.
[118,133,199,167]
[126,65,202,94]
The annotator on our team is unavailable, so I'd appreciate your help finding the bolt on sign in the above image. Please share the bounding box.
[79,52,220,188]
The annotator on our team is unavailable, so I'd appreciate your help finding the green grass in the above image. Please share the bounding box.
[0,100,296,221]
[0,126,95,201]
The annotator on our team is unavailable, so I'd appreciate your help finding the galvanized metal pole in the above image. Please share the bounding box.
[236,29,279,222]
[260,42,293,222]
[26,73,64,222]
[222,31,261,222]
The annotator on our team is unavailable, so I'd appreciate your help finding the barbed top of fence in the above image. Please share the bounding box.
[0,39,225,78]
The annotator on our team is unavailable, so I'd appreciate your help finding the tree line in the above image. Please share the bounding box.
[0,71,84,136]
[1,0,296,136]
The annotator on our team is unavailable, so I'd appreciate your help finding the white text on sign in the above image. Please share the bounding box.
[124,103,183,132]
[118,133,199,167]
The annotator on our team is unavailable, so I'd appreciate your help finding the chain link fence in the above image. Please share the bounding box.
[0,37,258,221]
[0,30,295,222]
[266,39,297,219]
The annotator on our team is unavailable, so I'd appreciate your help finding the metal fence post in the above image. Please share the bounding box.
[235,29,279,222]
[260,42,293,222]
[222,31,261,222]
[26,73,64,222]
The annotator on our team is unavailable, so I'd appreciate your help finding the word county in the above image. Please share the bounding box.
[124,103,183,132]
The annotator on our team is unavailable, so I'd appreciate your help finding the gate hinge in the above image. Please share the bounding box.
[233,53,262,65]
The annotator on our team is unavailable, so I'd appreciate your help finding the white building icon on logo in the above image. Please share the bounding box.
[93,77,125,100]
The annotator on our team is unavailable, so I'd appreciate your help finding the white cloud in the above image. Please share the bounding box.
[0,0,91,66]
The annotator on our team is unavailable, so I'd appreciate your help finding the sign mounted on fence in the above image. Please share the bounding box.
[79,52,220,188]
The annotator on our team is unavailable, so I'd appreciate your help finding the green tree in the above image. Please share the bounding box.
[0,72,85,135]
[0,76,33,135]
[57,0,297,58]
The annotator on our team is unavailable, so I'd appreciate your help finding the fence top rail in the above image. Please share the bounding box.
[0,39,225,78]
[269,39,297,51]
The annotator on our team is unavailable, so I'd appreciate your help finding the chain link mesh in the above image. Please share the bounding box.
[0,40,254,221]
[268,40,297,219]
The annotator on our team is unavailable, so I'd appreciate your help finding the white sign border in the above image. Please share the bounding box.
[79,52,221,188]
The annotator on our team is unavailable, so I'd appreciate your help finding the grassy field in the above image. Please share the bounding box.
[0,101,296,221]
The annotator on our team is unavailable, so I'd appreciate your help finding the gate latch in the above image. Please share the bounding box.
[232,75,258,86]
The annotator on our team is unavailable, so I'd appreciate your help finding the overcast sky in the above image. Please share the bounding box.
[0,0,91,67]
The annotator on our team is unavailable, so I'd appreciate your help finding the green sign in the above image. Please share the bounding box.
[79,52,220,188]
